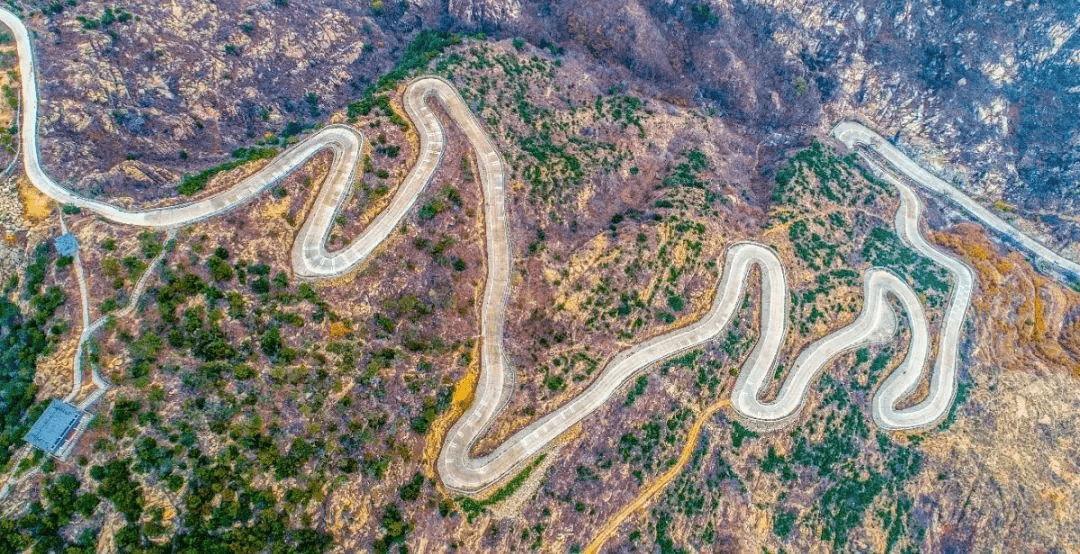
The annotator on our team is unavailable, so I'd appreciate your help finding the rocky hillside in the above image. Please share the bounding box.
[17,1,1080,228]
[1,0,1079,552]
[443,0,1080,253]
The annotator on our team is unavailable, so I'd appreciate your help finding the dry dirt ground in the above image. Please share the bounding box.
[2,5,1080,553]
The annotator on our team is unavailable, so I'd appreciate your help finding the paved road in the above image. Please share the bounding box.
[832,122,1080,280]
[3,4,1042,495]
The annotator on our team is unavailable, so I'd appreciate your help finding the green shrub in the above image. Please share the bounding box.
[89,460,143,522]
[178,147,278,196]
[624,375,648,406]
[773,508,797,538]
[398,472,424,501]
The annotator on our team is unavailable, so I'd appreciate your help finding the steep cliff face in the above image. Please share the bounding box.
[446,0,523,28]
[445,0,824,132]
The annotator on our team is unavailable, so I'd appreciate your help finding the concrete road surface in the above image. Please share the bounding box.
[7,6,1063,495]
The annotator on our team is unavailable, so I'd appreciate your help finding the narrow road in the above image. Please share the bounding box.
[832,121,1080,280]
[2,6,1063,496]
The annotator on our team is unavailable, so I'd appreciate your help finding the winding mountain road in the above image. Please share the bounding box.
[832,122,1080,280]
[4,6,1070,495]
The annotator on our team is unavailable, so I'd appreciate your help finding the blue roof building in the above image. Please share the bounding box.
[24,399,85,457]
[55,233,79,257]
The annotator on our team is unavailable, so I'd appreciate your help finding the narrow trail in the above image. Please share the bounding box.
[584,399,731,554]
[3,6,1074,498]
[63,226,175,410]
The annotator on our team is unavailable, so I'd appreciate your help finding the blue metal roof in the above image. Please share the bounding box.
[55,233,79,257]
[24,399,83,454]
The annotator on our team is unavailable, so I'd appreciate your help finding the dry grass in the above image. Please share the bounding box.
[422,340,480,496]
[585,399,731,554]
[328,321,349,338]
[17,176,51,223]
[933,223,1080,375]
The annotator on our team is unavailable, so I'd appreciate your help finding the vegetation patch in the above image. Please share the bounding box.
[458,454,546,521]
[347,29,463,120]
[177,147,279,196]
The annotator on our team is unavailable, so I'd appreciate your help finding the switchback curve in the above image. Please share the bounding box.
[832,121,1080,279]
[0,6,1020,495]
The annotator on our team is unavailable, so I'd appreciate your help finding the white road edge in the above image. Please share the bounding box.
[6,7,1072,494]
[832,121,1080,280]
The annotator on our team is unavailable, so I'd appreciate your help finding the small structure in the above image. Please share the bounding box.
[54,233,79,257]
[24,399,88,459]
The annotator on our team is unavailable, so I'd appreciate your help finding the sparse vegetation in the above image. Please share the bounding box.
[177,147,279,196]
[458,455,546,521]
[0,17,1037,553]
